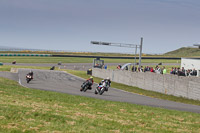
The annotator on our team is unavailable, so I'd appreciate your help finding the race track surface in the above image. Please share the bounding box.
[5,69,198,114]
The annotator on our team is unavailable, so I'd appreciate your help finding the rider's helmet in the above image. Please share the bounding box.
[90,76,93,79]
[106,77,110,80]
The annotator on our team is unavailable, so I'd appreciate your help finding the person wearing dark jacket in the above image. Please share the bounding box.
[85,76,94,90]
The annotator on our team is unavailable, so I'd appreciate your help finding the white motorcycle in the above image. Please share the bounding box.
[95,80,109,95]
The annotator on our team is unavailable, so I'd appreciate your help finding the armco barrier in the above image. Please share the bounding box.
[92,68,200,101]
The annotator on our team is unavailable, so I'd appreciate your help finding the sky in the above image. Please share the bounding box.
[0,0,200,54]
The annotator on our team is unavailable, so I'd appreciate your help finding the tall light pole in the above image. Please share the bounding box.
[91,37,143,67]
[139,37,143,68]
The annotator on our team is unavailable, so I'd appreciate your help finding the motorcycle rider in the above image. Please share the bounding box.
[84,76,94,90]
[27,70,34,79]
[99,77,111,91]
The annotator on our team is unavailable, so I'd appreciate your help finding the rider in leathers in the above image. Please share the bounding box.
[85,76,94,90]
[99,77,111,91]
[27,70,34,79]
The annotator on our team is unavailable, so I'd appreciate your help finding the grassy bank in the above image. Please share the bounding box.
[164,47,200,57]
[0,77,200,132]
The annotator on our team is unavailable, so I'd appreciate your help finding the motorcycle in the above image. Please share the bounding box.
[95,80,109,95]
[80,80,92,92]
[26,74,32,83]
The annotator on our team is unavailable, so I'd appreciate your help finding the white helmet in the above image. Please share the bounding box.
[106,77,110,80]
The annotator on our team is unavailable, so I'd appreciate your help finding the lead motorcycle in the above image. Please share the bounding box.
[80,80,92,92]
[95,80,109,95]
[26,74,32,83]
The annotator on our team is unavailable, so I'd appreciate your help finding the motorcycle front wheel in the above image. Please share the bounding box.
[83,86,88,92]
[99,88,105,95]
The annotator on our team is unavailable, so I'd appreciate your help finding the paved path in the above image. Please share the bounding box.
[1,69,199,113]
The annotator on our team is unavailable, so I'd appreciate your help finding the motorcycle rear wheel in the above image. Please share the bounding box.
[94,89,98,94]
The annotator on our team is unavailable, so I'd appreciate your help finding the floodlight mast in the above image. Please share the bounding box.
[91,37,143,68]
[90,41,138,48]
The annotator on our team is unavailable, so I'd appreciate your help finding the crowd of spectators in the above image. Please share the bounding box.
[170,67,197,76]
[119,65,167,74]
[117,64,197,77]
[135,65,167,74]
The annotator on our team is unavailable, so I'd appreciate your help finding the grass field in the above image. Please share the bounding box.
[0,56,180,64]
[0,77,200,132]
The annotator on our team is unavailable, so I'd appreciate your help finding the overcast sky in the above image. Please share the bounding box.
[0,0,200,54]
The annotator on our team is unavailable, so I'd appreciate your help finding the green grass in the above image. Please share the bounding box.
[0,56,180,63]
[66,70,200,106]
[0,77,200,132]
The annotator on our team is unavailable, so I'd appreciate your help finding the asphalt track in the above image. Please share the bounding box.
[1,69,200,113]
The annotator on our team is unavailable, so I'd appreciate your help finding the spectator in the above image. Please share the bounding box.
[170,67,177,75]
[125,66,128,70]
[170,67,174,74]
[155,65,161,74]
[134,66,137,72]
[104,65,107,69]
[150,67,154,72]
[186,69,191,76]
[132,66,135,72]
[138,66,143,72]
[177,67,185,76]
[144,66,150,72]
[190,68,197,76]
[181,67,186,75]
[162,66,167,74]
[117,64,121,69]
